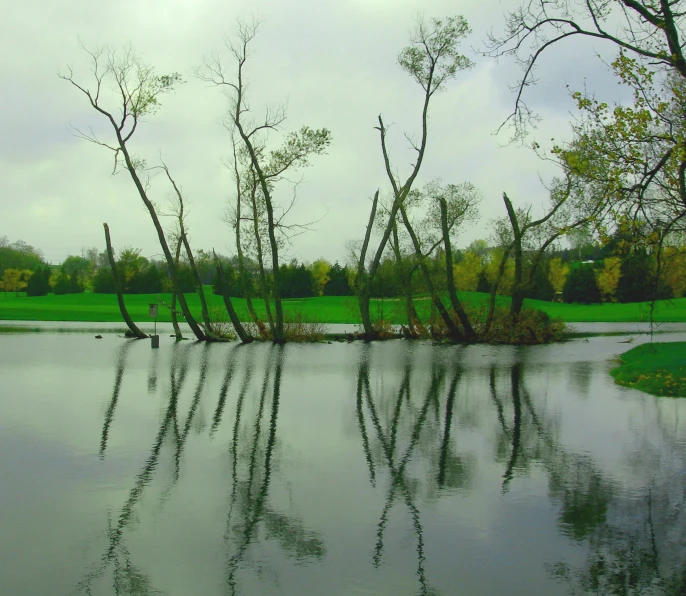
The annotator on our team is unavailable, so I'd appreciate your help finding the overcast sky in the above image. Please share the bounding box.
[1,0,629,265]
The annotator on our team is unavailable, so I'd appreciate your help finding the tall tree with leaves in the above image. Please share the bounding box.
[488,0,686,240]
[198,19,332,343]
[60,45,207,340]
[357,15,474,340]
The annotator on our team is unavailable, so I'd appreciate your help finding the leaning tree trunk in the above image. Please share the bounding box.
[117,144,206,340]
[181,233,214,336]
[103,223,147,340]
[357,191,380,339]
[484,243,514,335]
[235,123,285,343]
[213,252,253,344]
[398,203,463,341]
[233,158,268,337]
[439,198,477,341]
[503,193,525,322]
[170,237,184,340]
[249,185,276,338]
[391,222,424,337]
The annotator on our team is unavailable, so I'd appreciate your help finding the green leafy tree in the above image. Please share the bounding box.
[26,266,52,297]
[563,265,601,304]
[198,19,332,343]
[663,247,686,297]
[0,239,45,278]
[323,262,353,296]
[453,251,483,292]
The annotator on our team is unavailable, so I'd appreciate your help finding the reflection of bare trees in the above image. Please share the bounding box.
[82,341,686,595]
[223,346,326,595]
[488,358,686,595]
[100,340,136,459]
[356,345,456,596]
[81,343,326,595]
[355,347,686,596]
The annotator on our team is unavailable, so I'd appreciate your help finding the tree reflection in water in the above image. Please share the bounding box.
[100,340,136,460]
[79,342,326,596]
[77,340,686,595]
[356,345,686,596]
[356,344,450,596]
[79,342,194,595]
[223,345,326,595]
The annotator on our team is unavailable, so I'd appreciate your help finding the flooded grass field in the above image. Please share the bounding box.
[1,327,685,595]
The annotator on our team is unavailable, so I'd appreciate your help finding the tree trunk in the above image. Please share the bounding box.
[234,124,285,343]
[117,143,206,341]
[484,243,514,335]
[439,198,476,340]
[181,233,213,335]
[103,223,147,340]
[170,237,183,340]
[265,205,285,343]
[233,148,267,337]
[357,191,380,339]
[391,222,424,337]
[214,252,253,344]
[398,203,463,341]
[249,184,275,338]
[503,193,525,322]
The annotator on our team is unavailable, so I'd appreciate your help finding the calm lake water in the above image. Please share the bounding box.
[1,328,685,596]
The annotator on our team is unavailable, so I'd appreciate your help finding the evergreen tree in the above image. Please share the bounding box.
[26,266,52,297]
[563,265,601,304]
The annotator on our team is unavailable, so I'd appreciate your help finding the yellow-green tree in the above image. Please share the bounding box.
[485,249,514,295]
[663,248,686,298]
[595,257,622,303]
[1,268,32,296]
[310,259,331,296]
[547,257,570,296]
[453,251,483,292]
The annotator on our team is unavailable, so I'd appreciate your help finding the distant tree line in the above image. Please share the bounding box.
[3,224,685,308]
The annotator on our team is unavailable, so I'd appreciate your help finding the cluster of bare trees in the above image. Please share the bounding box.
[61,21,330,344]
[63,2,677,344]
[350,16,600,342]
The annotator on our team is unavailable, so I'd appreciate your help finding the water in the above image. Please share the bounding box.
[1,329,685,595]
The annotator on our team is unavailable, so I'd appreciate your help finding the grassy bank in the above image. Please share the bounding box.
[1,290,686,324]
[611,342,686,397]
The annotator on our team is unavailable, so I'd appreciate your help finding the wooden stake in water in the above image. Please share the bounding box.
[149,303,159,348]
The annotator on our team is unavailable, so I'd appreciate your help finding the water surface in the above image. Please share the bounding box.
[1,330,685,595]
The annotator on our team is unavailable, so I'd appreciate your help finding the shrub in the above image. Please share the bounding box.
[203,306,237,340]
[283,311,327,342]
[478,306,566,344]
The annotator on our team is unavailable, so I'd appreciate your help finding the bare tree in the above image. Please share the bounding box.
[357,15,474,340]
[197,19,332,343]
[102,223,147,339]
[226,134,268,337]
[213,251,253,344]
[429,182,481,336]
[60,44,207,340]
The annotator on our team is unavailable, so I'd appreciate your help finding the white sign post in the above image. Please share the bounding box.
[149,303,159,348]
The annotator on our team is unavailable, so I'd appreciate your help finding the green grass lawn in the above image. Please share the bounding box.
[610,342,686,397]
[1,290,686,324]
